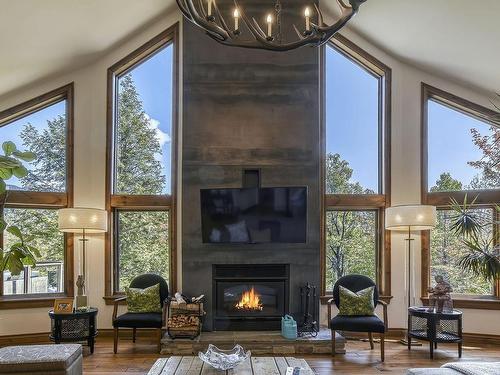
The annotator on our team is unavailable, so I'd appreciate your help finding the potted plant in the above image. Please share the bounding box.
[0,141,41,275]
[449,195,500,294]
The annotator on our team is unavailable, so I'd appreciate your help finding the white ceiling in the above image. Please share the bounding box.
[0,0,173,98]
[1,0,500,98]
[324,0,500,94]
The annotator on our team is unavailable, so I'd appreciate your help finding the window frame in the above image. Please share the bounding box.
[320,35,392,302]
[420,83,500,308]
[104,24,179,302]
[0,83,75,308]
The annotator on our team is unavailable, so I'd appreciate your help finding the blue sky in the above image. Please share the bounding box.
[325,45,493,191]
[119,44,174,194]
[0,101,66,189]
[427,100,492,188]
[325,46,379,192]
[1,43,492,194]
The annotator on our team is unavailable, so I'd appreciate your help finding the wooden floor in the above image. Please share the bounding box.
[83,336,500,375]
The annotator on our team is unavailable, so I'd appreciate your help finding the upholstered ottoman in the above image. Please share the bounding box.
[0,344,82,375]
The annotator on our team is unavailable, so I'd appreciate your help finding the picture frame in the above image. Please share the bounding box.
[53,298,74,314]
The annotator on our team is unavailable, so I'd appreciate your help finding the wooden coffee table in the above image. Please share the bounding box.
[148,356,314,374]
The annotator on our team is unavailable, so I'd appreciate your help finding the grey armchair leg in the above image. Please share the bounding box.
[157,329,162,353]
[369,332,374,350]
[331,329,336,357]
[114,328,118,354]
[380,333,385,362]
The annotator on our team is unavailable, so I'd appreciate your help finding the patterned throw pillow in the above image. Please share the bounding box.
[125,283,162,313]
[338,285,375,316]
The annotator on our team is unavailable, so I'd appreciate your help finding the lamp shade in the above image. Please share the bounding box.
[58,208,108,233]
[385,205,436,231]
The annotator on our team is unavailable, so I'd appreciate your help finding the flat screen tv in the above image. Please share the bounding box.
[200,187,307,244]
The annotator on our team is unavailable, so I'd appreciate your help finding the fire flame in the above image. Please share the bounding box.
[235,287,263,311]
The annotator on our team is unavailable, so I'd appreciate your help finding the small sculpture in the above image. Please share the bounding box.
[427,275,453,313]
[76,275,85,295]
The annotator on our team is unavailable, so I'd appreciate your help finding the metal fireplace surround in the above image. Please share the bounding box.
[213,264,289,330]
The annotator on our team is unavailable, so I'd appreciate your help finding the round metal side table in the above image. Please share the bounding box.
[49,308,98,354]
[408,306,462,359]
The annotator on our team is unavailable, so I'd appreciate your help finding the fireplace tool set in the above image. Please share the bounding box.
[297,283,319,337]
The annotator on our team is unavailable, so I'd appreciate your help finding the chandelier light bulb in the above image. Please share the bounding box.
[266,14,273,37]
[233,8,239,30]
[304,7,311,31]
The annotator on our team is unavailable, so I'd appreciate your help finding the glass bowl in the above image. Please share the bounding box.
[198,344,251,370]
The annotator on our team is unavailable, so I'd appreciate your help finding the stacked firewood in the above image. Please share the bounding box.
[167,314,199,328]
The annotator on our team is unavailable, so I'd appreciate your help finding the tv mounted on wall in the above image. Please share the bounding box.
[200,187,307,244]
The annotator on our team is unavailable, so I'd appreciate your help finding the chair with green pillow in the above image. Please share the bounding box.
[112,273,169,353]
[327,274,388,362]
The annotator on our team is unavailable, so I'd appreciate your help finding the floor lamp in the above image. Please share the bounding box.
[58,208,108,308]
[385,204,436,345]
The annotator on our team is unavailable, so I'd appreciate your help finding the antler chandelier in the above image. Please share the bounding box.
[176,0,367,51]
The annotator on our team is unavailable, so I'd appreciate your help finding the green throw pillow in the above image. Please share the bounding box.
[338,285,375,316]
[125,283,162,313]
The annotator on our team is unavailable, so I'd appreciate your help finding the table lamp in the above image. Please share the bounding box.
[58,208,108,308]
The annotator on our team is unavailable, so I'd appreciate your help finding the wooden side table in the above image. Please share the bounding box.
[408,306,462,359]
[49,308,98,354]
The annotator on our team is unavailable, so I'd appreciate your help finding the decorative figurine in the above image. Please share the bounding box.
[427,275,453,313]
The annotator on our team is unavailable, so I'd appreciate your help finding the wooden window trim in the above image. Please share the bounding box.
[320,35,392,302]
[420,83,500,306]
[0,83,75,308]
[104,24,179,303]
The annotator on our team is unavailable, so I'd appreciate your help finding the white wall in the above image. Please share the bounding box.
[0,12,498,336]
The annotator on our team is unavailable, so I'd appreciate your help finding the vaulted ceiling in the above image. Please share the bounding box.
[1,0,499,98]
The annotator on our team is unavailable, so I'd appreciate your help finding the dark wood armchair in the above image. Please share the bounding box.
[327,274,388,362]
[112,273,169,353]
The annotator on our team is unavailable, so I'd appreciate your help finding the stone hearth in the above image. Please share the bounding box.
[161,329,345,356]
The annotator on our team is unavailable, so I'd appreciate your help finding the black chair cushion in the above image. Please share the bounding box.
[113,312,163,328]
[330,315,385,333]
[129,273,169,306]
[332,274,379,309]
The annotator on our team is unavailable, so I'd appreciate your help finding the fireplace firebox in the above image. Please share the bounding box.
[213,264,289,330]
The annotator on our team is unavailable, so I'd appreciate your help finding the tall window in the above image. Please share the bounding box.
[322,36,391,296]
[106,25,178,297]
[422,83,500,302]
[0,84,74,306]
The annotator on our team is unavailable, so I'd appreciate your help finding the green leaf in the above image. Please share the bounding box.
[0,218,6,232]
[0,179,5,195]
[2,141,16,156]
[6,226,23,240]
[3,252,24,275]
[12,151,36,162]
[22,254,36,266]
[28,245,41,258]
[0,168,12,180]
[12,166,28,178]
[0,155,22,169]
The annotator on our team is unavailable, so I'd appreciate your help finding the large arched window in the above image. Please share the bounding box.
[105,24,179,299]
[421,84,500,306]
[321,36,391,299]
[0,84,74,308]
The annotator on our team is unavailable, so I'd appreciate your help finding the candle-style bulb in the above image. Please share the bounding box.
[233,8,239,31]
[304,7,311,32]
[266,14,273,38]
